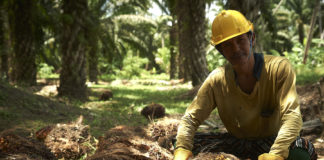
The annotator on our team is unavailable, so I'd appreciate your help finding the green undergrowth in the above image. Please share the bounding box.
[295,65,324,85]
[1,66,321,140]
[0,82,86,137]
[0,78,192,138]
[84,81,192,137]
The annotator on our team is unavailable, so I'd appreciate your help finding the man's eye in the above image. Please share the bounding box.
[223,43,231,48]
[238,38,246,44]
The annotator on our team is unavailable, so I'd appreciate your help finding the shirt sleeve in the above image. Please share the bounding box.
[175,76,217,150]
[269,59,303,158]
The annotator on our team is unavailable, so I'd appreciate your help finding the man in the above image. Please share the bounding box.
[173,10,317,160]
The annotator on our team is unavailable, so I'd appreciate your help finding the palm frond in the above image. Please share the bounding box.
[120,31,149,56]
[113,14,157,27]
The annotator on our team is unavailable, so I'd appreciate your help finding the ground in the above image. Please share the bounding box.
[296,82,324,159]
[0,77,323,159]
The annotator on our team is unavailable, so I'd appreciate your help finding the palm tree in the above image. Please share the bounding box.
[95,0,158,75]
[169,19,178,79]
[58,0,88,100]
[0,1,9,81]
[176,0,209,86]
[153,0,179,79]
[38,0,62,72]
[272,6,295,52]
[303,0,320,64]
[114,14,162,72]
[220,0,294,54]
[86,0,106,84]
[8,0,38,86]
[224,0,261,22]
[285,0,312,45]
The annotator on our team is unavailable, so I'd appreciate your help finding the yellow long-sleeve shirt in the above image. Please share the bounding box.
[176,54,302,158]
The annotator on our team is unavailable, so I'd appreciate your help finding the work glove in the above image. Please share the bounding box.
[258,153,284,160]
[173,148,193,160]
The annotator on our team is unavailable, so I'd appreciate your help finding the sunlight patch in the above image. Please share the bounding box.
[35,85,58,97]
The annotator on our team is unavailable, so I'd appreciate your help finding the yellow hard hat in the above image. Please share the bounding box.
[211,10,253,46]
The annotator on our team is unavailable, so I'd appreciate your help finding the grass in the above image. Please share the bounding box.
[1,61,322,159]
[295,65,324,85]
[2,65,323,139]
[0,82,85,136]
[0,72,193,139]
[83,66,324,136]
[83,80,192,137]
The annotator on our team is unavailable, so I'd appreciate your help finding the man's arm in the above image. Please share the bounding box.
[175,77,217,151]
[268,59,303,158]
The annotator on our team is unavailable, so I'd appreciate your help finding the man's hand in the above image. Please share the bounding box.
[258,153,284,160]
[173,148,193,160]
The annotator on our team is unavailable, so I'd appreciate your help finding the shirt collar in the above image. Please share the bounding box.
[253,53,264,80]
[233,53,264,81]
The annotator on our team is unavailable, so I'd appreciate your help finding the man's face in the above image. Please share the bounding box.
[218,33,252,67]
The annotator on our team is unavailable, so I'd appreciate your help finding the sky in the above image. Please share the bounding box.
[148,2,221,23]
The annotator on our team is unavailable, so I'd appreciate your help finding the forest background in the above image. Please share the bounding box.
[0,0,324,159]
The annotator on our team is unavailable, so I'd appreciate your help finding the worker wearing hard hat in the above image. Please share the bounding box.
[173,10,317,160]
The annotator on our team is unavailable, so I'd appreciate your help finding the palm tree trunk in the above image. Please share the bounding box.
[226,0,260,21]
[39,48,59,71]
[176,0,209,86]
[147,36,162,73]
[178,51,188,81]
[318,3,323,47]
[58,0,88,100]
[8,0,37,86]
[298,22,305,45]
[303,0,320,64]
[88,41,99,84]
[169,20,178,79]
[86,3,102,84]
[0,4,9,81]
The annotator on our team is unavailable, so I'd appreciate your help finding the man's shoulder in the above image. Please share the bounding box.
[263,54,293,79]
[264,54,290,67]
[207,67,225,80]
[200,67,225,92]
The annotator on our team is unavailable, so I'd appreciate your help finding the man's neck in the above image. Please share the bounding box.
[233,55,255,77]
[232,55,257,94]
